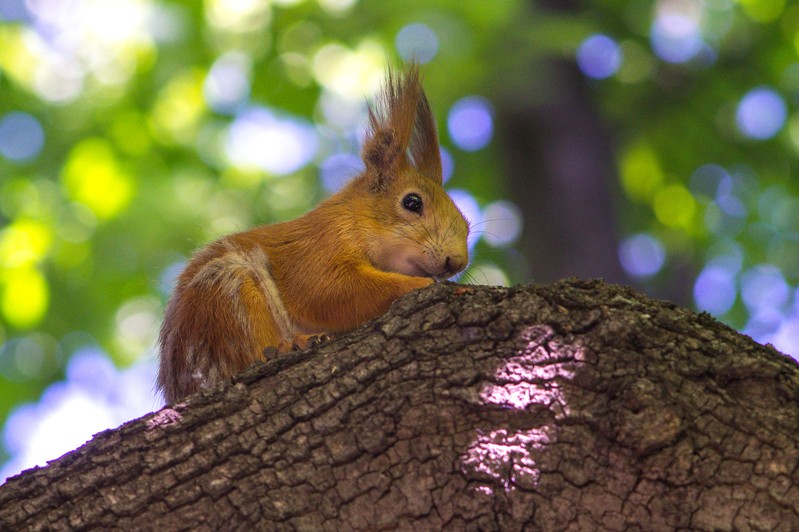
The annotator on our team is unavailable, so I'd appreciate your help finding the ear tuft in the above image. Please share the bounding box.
[409,88,443,183]
[361,63,443,188]
[363,128,400,174]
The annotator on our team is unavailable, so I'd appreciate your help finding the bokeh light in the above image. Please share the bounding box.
[0,348,159,482]
[619,233,666,278]
[312,40,386,98]
[396,23,438,63]
[689,164,729,200]
[470,262,510,286]
[1,268,49,329]
[448,188,482,250]
[0,218,53,268]
[616,40,654,83]
[204,52,251,113]
[706,174,748,236]
[772,316,799,358]
[482,200,523,247]
[150,70,207,144]
[0,112,45,162]
[440,147,454,183]
[706,239,744,274]
[720,187,748,212]
[744,308,783,344]
[448,96,493,151]
[318,90,367,129]
[705,205,742,237]
[0,217,54,329]
[576,34,622,79]
[650,11,704,64]
[619,140,664,203]
[741,264,789,312]
[653,184,696,230]
[0,334,60,382]
[319,152,364,192]
[0,0,31,21]
[318,0,358,13]
[56,203,97,244]
[736,87,786,140]
[61,138,135,220]
[158,261,185,297]
[12,0,162,102]
[694,263,737,315]
[205,0,271,35]
[739,0,785,23]
[114,297,161,364]
[756,185,795,228]
[225,107,318,175]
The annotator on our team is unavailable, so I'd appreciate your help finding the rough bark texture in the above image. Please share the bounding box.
[1,279,798,530]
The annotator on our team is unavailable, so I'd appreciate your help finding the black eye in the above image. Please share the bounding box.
[402,193,423,213]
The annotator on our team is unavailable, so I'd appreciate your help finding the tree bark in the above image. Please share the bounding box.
[1,279,798,530]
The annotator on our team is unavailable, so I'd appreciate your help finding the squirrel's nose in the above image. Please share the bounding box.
[444,255,467,274]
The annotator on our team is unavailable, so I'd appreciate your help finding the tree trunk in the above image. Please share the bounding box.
[1,279,798,530]
[496,60,628,286]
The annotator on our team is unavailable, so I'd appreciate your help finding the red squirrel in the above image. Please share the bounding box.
[157,64,469,403]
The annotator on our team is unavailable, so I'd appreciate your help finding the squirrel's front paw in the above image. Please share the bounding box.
[279,333,334,352]
[304,333,333,349]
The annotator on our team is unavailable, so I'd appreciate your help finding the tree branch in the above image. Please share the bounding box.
[1,279,798,529]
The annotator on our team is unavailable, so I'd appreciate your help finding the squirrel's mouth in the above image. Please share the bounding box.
[382,253,452,280]
[408,262,434,278]
[410,260,451,281]
[402,257,440,279]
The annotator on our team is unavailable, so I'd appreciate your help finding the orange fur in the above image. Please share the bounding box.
[157,63,469,403]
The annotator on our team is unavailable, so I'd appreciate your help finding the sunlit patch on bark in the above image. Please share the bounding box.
[145,407,183,429]
[461,325,585,493]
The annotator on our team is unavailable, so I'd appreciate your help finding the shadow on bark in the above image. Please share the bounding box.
[1,279,798,529]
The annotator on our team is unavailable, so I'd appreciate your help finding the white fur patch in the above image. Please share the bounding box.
[189,242,296,341]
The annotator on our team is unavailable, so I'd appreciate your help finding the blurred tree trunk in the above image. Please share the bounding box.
[1,280,798,530]
[493,0,627,285]
[496,57,628,285]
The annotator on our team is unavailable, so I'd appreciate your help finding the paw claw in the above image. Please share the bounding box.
[281,333,334,352]
[306,333,333,348]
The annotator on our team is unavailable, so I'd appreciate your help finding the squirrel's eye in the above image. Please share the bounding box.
[402,193,423,213]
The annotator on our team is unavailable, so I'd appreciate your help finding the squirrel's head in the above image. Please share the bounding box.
[352,64,470,281]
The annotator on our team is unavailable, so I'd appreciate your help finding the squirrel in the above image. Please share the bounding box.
[156,64,470,403]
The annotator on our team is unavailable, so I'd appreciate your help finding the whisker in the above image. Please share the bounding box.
[469,217,512,229]
[464,264,493,285]
[468,229,504,242]
[468,248,506,260]
[416,216,436,244]
[458,269,477,285]
[408,219,430,243]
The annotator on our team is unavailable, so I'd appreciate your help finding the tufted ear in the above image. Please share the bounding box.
[408,86,442,184]
[361,63,442,190]
[361,125,403,192]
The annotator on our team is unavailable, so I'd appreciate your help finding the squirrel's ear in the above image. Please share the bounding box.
[408,89,442,184]
[361,64,426,191]
[361,115,403,192]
